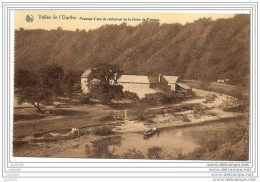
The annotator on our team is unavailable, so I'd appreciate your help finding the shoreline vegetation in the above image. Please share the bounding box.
[13,85,249,161]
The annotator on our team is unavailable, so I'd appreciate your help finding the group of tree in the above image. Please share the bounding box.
[17,65,75,113]
[15,15,250,87]
[17,63,126,112]
[87,63,123,104]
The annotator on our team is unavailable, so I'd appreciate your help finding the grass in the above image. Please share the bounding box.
[183,80,249,101]
[184,119,249,160]
[14,114,46,122]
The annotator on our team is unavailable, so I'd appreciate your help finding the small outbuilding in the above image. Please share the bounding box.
[175,83,193,96]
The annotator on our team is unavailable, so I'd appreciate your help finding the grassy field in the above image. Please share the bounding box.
[183,80,249,101]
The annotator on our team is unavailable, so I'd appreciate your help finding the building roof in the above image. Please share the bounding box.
[176,83,191,90]
[117,75,151,84]
[148,76,159,83]
[81,69,91,78]
[162,76,179,84]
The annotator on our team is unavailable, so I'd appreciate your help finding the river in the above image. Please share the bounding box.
[54,119,243,159]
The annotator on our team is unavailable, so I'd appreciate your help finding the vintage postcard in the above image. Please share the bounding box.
[13,10,250,161]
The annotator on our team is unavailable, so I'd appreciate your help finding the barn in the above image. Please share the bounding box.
[80,70,191,98]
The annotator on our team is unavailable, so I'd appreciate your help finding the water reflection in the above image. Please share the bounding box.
[85,128,198,159]
[86,136,122,158]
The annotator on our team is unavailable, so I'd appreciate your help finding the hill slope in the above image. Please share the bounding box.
[15,15,250,86]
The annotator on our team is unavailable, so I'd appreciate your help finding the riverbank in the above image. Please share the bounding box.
[13,88,248,159]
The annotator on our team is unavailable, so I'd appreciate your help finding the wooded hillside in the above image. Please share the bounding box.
[15,14,250,86]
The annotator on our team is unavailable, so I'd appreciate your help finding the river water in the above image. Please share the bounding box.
[57,119,242,159]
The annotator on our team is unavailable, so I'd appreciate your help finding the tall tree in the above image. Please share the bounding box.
[87,63,123,104]
[18,86,54,113]
[40,64,65,95]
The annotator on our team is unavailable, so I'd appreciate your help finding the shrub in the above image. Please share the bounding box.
[174,148,184,159]
[228,88,246,101]
[137,113,146,121]
[227,127,244,144]
[79,94,90,104]
[148,146,162,159]
[122,148,145,159]
[99,113,119,122]
[221,149,234,160]
[146,119,155,124]
[204,141,220,152]
[141,92,170,105]
[123,91,140,101]
[175,93,186,100]
[93,126,113,136]
[177,114,190,122]
[203,95,217,104]
[165,90,176,100]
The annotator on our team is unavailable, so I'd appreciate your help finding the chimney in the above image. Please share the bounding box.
[159,74,162,83]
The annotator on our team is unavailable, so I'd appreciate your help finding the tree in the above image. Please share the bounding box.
[40,64,65,95]
[63,70,74,97]
[87,63,123,104]
[18,86,54,113]
[15,69,37,88]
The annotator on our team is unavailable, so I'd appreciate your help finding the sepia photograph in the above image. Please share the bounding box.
[13,10,250,161]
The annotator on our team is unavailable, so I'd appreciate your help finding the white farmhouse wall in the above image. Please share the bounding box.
[119,83,158,98]
[81,78,89,94]
[169,83,176,91]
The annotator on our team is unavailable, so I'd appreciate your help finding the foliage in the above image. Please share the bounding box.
[147,146,162,159]
[40,64,65,95]
[79,94,90,104]
[93,126,113,136]
[15,15,250,87]
[141,92,170,105]
[62,70,74,97]
[87,63,123,104]
[122,148,145,159]
[87,63,122,84]
[123,91,140,101]
[203,95,217,104]
[18,86,54,113]
[15,69,37,88]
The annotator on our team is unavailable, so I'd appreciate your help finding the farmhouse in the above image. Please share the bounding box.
[81,69,191,98]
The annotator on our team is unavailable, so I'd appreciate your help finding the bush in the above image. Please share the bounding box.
[175,93,186,100]
[93,126,113,136]
[141,92,170,105]
[228,88,247,101]
[123,91,140,101]
[181,114,190,122]
[79,94,90,104]
[203,95,217,104]
[221,149,235,160]
[148,146,162,159]
[99,113,119,122]
[122,148,145,159]
[137,113,146,121]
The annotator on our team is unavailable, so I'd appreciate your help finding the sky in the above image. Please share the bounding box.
[15,10,237,31]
